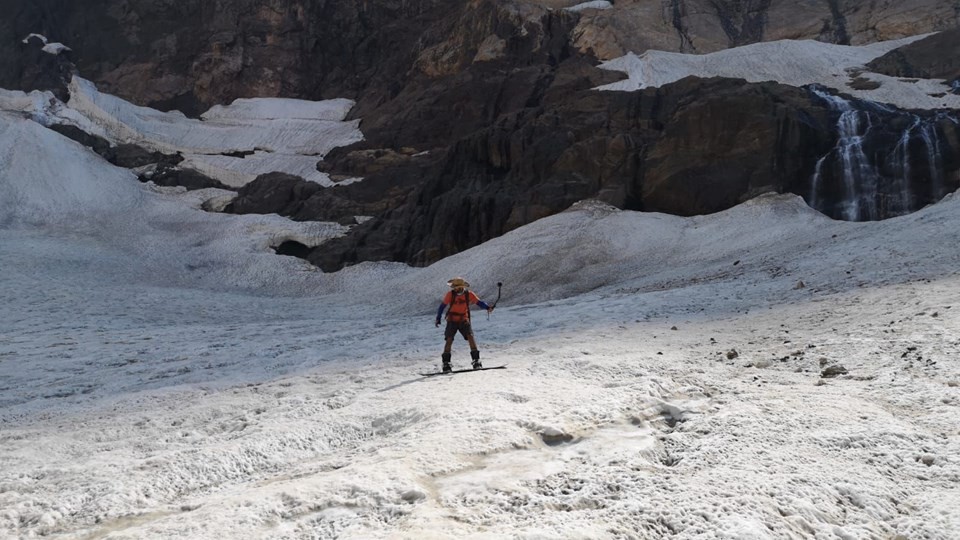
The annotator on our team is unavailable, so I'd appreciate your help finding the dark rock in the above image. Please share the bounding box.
[273,240,311,259]
[201,193,236,213]
[867,29,960,81]
[48,124,181,168]
[641,78,832,216]
[146,163,230,191]
[570,0,953,58]
[49,122,226,192]
[319,147,423,178]
[110,145,177,170]
[848,77,882,90]
[820,364,848,378]
[47,124,112,156]
[4,0,951,110]
[225,173,323,216]
[2,30,75,101]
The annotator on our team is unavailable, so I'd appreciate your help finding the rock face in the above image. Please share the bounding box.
[566,0,960,59]
[3,0,956,115]
[2,0,960,271]
[5,34,75,101]
[305,76,843,271]
[641,79,830,216]
[867,28,960,81]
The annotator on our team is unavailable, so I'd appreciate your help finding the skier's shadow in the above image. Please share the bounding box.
[376,375,440,393]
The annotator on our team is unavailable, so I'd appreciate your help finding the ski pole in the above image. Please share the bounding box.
[488,282,502,320]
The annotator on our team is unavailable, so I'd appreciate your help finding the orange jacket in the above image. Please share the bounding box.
[440,290,482,322]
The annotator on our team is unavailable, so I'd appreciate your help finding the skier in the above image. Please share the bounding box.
[435,277,493,373]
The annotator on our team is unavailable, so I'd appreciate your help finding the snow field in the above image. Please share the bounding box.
[1,36,959,538]
[2,277,958,538]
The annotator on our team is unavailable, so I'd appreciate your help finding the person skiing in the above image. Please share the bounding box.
[435,277,493,373]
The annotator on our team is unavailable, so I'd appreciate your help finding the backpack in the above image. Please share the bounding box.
[444,290,474,322]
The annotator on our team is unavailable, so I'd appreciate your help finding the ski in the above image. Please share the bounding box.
[420,365,507,377]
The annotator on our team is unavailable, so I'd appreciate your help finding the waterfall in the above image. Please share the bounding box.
[809,155,827,210]
[889,118,918,212]
[920,123,944,199]
[809,87,882,220]
[807,86,956,221]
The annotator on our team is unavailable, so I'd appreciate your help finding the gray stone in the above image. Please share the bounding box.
[820,365,849,378]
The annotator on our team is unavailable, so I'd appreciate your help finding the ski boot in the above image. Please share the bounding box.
[470,349,482,370]
[442,352,452,374]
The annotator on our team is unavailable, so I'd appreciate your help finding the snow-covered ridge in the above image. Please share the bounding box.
[0,111,144,226]
[0,77,363,188]
[64,77,364,157]
[0,112,349,291]
[599,34,960,110]
[1,77,364,188]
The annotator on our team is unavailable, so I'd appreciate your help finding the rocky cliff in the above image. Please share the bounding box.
[2,0,959,270]
[567,0,959,58]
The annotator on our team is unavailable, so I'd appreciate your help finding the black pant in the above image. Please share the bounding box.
[444,320,472,340]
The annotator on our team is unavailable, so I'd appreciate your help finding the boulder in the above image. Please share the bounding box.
[225,173,323,216]
[821,364,849,378]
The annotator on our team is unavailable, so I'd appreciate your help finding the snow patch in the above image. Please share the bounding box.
[41,42,71,55]
[180,152,335,188]
[201,97,355,123]
[598,35,960,110]
[21,33,48,44]
[565,1,613,12]
[65,77,364,156]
